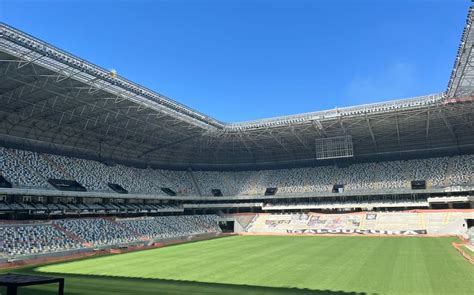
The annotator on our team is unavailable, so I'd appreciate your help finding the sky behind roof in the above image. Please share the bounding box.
[0,0,470,122]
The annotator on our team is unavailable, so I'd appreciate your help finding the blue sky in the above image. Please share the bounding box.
[0,0,470,122]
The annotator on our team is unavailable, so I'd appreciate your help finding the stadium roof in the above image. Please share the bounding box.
[0,7,473,170]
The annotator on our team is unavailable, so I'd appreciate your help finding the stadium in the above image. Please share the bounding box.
[0,2,473,295]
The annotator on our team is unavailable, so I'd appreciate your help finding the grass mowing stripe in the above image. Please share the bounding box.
[5,235,470,295]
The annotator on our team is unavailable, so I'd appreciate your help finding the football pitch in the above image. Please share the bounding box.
[2,235,473,294]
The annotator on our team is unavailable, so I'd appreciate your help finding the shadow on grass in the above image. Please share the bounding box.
[6,268,372,295]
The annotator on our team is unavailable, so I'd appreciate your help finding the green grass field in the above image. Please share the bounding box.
[1,235,473,294]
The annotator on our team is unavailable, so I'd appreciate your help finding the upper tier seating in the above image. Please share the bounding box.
[0,147,196,194]
[0,146,472,196]
[0,147,48,188]
[194,155,473,196]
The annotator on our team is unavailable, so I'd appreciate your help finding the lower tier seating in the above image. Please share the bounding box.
[0,215,221,258]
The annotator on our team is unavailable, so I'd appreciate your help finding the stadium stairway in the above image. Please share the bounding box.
[248,172,261,195]
[106,218,150,242]
[444,157,456,187]
[245,214,258,231]
[444,211,451,224]
[359,213,366,230]
[52,222,92,247]
[41,154,75,181]
[187,169,203,196]
[236,214,259,231]
[222,213,258,233]
[419,212,426,229]
[403,162,412,189]
[223,174,234,195]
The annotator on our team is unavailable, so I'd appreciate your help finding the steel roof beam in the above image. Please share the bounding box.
[365,115,377,152]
